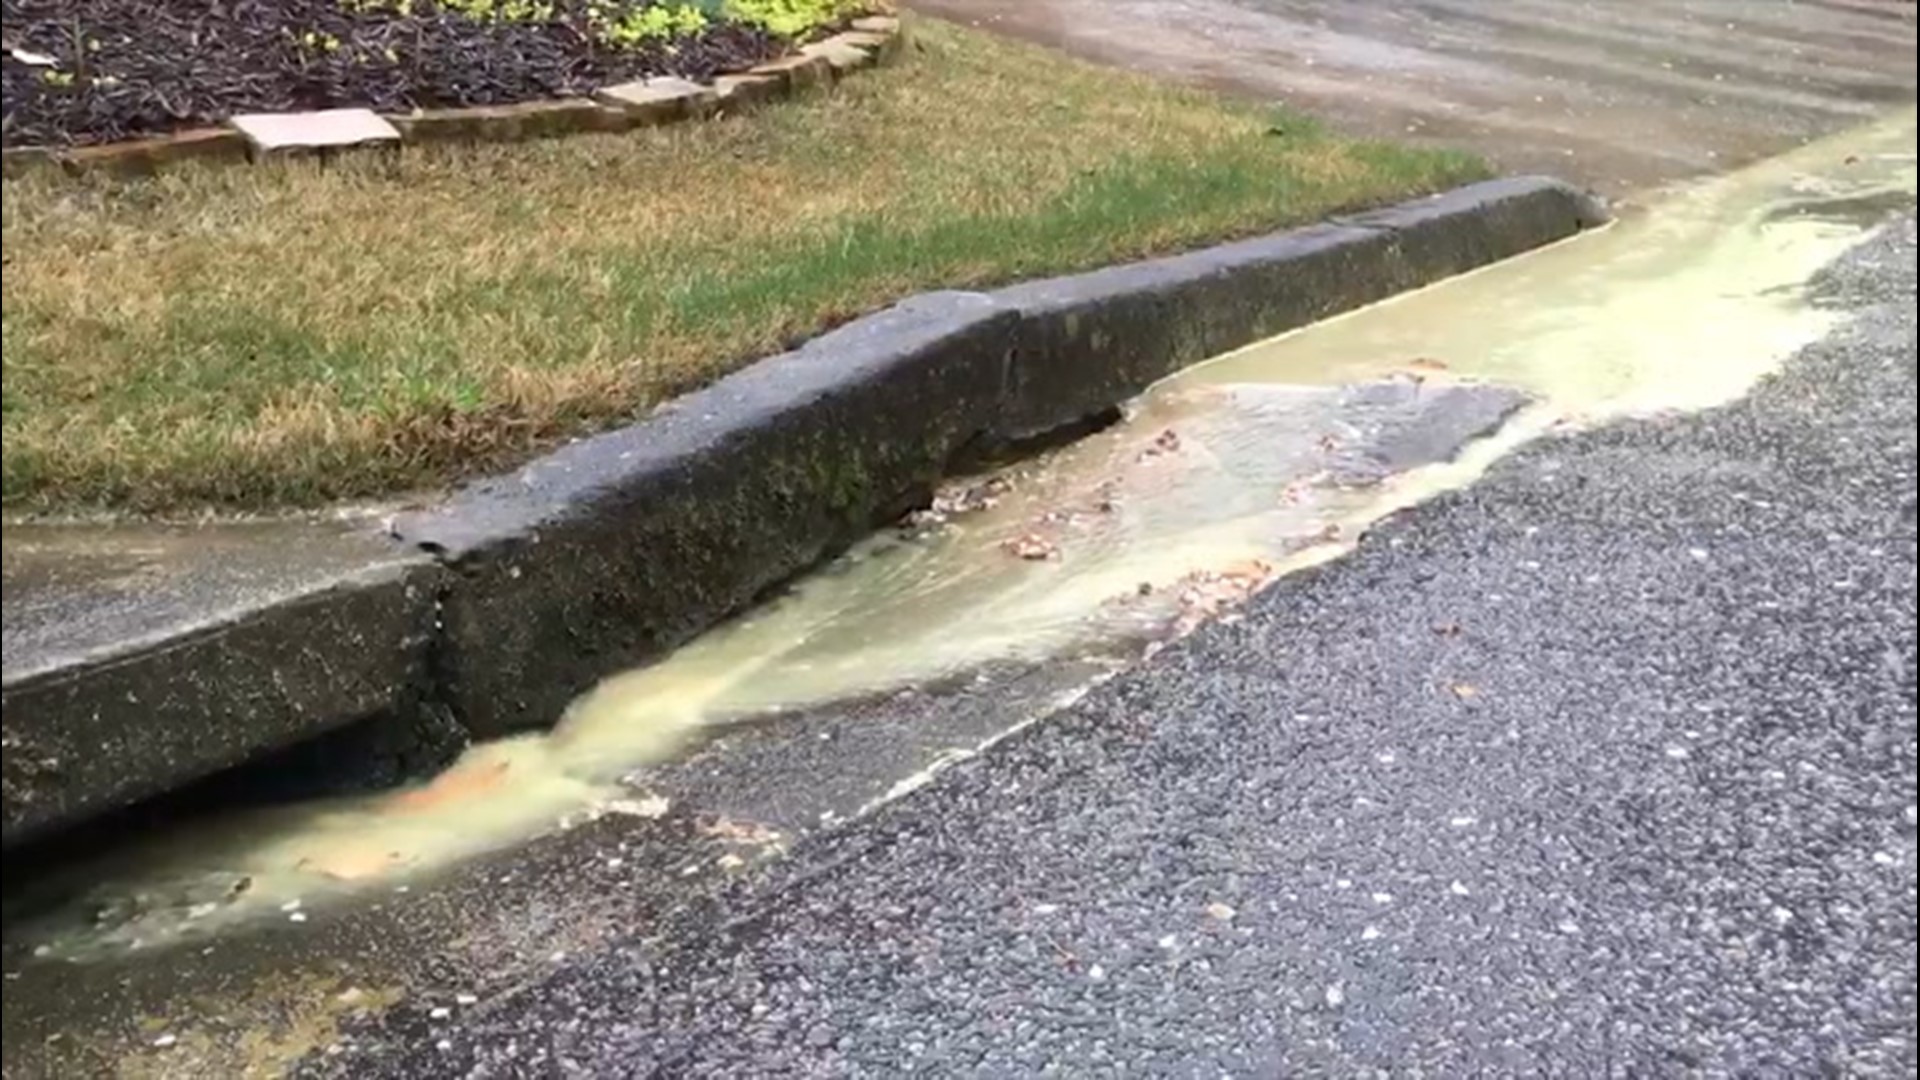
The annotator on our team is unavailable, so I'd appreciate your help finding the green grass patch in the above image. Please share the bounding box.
[1,17,1487,513]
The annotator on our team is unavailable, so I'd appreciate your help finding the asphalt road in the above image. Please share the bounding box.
[910,0,1918,196]
[312,215,1918,1076]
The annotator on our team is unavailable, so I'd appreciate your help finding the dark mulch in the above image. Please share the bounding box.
[1,0,787,148]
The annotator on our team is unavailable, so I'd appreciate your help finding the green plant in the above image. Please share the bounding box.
[435,0,561,22]
[590,1,709,48]
[339,0,558,24]
[696,0,859,37]
[295,28,344,52]
[327,0,848,45]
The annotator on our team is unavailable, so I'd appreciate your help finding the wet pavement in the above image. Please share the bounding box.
[912,0,1917,195]
[3,7,1916,1072]
[309,209,1918,1080]
[1,107,1912,1077]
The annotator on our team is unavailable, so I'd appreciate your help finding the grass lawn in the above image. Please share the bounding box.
[0,17,1488,514]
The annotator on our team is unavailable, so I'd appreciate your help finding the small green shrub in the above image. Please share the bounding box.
[329,0,855,49]
[709,0,863,37]
[589,1,710,47]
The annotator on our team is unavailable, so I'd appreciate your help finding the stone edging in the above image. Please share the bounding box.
[0,16,903,180]
[0,177,1609,848]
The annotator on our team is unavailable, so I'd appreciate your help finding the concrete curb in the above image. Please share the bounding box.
[2,558,443,843]
[0,176,1608,847]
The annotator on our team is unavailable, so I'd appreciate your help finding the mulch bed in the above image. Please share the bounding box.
[2,0,787,148]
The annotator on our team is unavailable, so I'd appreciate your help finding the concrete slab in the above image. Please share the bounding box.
[802,36,878,75]
[228,108,401,155]
[749,53,833,91]
[4,520,402,679]
[713,72,785,107]
[1,519,439,847]
[595,77,717,122]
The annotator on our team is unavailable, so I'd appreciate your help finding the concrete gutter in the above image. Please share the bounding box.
[0,176,1608,848]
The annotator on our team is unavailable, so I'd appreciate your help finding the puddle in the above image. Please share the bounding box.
[1200,112,1914,422]
[8,108,1914,963]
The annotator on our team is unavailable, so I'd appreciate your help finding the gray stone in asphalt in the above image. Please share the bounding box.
[315,217,1918,1075]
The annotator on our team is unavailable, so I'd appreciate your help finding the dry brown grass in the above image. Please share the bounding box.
[1,17,1486,513]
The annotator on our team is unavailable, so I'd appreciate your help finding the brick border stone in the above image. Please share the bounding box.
[2,18,905,180]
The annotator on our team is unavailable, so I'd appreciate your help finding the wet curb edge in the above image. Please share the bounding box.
[0,176,1609,848]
